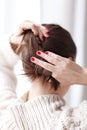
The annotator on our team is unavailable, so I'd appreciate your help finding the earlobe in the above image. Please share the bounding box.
[69,57,76,62]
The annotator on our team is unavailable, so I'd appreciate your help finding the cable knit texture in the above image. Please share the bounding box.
[0,36,87,130]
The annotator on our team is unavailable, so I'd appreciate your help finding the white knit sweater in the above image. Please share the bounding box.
[0,37,87,130]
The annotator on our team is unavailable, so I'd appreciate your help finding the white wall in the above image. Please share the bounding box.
[40,0,75,32]
[0,0,40,36]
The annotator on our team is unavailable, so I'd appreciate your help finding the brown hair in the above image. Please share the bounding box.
[10,24,77,90]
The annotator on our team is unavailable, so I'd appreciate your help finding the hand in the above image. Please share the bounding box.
[31,51,85,86]
[9,20,49,45]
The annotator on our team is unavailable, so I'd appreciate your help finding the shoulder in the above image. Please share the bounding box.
[48,101,87,129]
[72,100,87,128]
[0,99,25,130]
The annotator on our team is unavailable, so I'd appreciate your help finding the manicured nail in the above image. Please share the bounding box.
[41,35,44,41]
[36,51,42,55]
[45,51,48,54]
[30,57,35,62]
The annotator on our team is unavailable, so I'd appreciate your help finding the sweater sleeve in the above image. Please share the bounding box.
[0,35,19,110]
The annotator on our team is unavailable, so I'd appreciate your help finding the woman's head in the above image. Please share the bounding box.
[10,24,77,90]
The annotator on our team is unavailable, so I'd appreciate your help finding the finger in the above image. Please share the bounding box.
[39,26,49,38]
[30,57,54,72]
[30,24,39,35]
[19,21,36,35]
[46,51,67,61]
[32,25,49,40]
[38,30,44,41]
[37,26,49,40]
[36,51,57,65]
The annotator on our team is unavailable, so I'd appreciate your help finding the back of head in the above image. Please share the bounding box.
[10,24,77,90]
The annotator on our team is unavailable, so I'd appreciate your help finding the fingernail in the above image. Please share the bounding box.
[45,51,48,54]
[30,57,35,62]
[36,51,42,55]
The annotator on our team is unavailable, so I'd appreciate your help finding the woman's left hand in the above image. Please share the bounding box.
[9,20,48,45]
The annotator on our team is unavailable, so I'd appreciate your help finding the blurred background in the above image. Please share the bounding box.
[0,0,87,107]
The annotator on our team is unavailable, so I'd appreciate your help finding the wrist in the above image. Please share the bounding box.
[81,68,87,85]
[77,67,87,86]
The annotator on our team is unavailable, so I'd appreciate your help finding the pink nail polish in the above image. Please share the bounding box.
[36,51,42,55]
[30,57,35,62]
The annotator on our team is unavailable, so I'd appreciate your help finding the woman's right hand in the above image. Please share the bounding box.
[9,20,49,45]
[31,51,87,86]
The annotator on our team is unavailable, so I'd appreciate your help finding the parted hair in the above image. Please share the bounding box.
[10,24,77,90]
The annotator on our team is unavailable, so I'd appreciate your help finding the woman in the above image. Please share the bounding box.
[0,21,87,130]
[11,21,87,86]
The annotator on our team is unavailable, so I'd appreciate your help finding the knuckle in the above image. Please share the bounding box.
[49,58,53,64]
[61,60,71,71]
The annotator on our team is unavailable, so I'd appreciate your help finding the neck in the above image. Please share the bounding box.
[29,79,69,100]
[29,81,56,99]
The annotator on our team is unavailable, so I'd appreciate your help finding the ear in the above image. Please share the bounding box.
[69,57,76,62]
